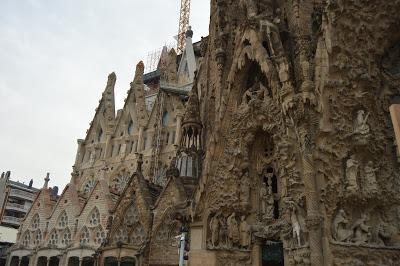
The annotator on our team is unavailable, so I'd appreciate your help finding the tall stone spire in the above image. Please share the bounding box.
[131,61,149,127]
[102,72,117,132]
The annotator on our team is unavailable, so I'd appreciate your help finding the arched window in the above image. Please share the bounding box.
[61,228,72,246]
[22,231,31,247]
[80,227,90,245]
[125,205,139,226]
[113,226,128,244]
[130,224,146,245]
[57,211,68,228]
[48,230,59,245]
[162,111,169,126]
[83,179,95,194]
[128,120,134,135]
[31,214,40,230]
[33,230,42,246]
[88,207,100,226]
[94,226,106,245]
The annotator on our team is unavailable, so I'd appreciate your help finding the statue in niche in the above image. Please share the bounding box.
[260,181,274,221]
[332,209,352,242]
[219,217,228,248]
[351,213,371,244]
[345,155,359,193]
[227,213,240,248]
[209,213,220,248]
[354,110,370,139]
[239,216,251,249]
[241,76,264,107]
[240,170,251,207]
[364,161,378,194]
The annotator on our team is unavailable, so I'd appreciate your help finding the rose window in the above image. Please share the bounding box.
[114,175,130,193]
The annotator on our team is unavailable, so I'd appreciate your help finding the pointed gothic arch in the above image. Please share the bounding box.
[22,231,31,247]
[48,229,59,246]
[94,225,106,246]
[80,226,90,245]
[30,213,40,230]
[57,210,68,228]
[87,207,101,227]
[33,229,42,246]
[61,227,72,246]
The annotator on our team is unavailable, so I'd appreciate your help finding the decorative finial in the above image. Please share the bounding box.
[43,173,50,188]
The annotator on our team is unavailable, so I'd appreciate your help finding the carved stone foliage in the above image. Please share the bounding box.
[154,219,181,247]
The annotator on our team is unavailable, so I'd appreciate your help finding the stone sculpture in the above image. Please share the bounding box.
[351,213,371,244]
[227,213,240,248]
[346,155,359,193]
[240,171,251,207]
[364,161,378,194]
[239,216,251,249]
[210,213,220,248]
[354,110,370,136]
[332,209,352,242]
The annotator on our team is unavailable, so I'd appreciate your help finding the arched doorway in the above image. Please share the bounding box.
[67,257,79,266]
[20,256,29,266]
[37,256,47,266]
[262,241,284,266]
[10,256,19,266]
[49,256,60,266]
[104,257,118,266]
[121,257,136,266]
[82,256,94,266]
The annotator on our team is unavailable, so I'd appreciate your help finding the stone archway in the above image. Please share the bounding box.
[10,256,19,266]
[49,256,60,266]
[20,256,29,266]
[82,256,94,266]
[67,257,79,266]
[104,257,118,266]
[120,257,136,266]
[37,256,47,266]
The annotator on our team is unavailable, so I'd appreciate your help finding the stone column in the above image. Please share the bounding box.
[175,115,183,145]
[302,153,323,266]
[17,257,21,266]
[45,258,49,266]
[137,126,145,152]
[78,258,82,266]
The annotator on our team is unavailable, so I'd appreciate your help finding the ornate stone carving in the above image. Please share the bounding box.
[239,216,251,249]
[363,161,378,194]
[227,213,240,248]
[345,155,359,193]
[351,213,371,244]
[332,209,352,242]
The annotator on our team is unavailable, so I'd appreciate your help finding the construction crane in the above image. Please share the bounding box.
[177,0,191,54]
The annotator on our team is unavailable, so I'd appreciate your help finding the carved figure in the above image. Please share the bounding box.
[239,0,258,18]
[288,202,307,247]
[345,155,359,193]
[354,110,370,137]
[209,214,220,248]
[332,209,352,242]
[240,171,251,207]
[364,161,378,194]
[259,183,268,215]
[219,217,228,248]
[227,213,240,247]
[351,213,371,244]
[239,216,251,248]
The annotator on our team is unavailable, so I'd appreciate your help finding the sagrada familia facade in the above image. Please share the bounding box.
[6,0,400,265]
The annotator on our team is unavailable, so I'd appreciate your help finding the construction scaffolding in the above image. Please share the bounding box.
[177,0,191,54]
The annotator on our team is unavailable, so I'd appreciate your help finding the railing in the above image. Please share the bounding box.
[2,215,20,225]
[9,189,35,200]
[6,202,29,212]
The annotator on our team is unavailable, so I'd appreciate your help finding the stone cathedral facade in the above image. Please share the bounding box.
[7,0,400,265]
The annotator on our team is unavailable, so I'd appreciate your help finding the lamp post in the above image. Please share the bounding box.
[178,226,188,266]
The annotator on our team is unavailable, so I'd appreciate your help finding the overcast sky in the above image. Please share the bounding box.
[0,0,210,189]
